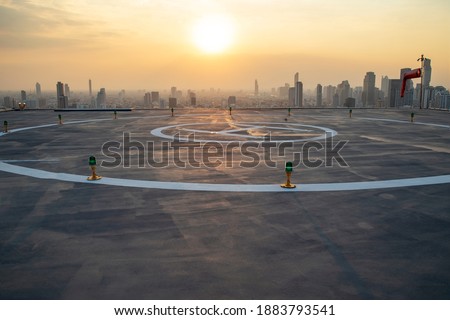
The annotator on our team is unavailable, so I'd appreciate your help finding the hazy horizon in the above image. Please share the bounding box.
[1,0,449,92]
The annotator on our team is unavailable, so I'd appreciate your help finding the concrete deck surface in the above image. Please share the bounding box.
[0,108,449,299]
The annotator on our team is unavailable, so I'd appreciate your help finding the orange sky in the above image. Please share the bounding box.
[1,0,449,92]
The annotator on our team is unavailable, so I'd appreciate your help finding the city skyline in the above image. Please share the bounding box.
[0,0,449,91]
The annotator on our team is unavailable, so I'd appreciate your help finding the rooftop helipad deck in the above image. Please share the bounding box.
[1,108,449,299]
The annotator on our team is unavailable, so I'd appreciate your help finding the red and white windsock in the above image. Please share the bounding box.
[401,68,421,97]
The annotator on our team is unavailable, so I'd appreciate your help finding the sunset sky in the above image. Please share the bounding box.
[1,0,449,92]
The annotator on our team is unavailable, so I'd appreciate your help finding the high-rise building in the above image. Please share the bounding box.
[332,93,339,107]
[337,80,350,106]
[189,91,196,106]
[169,97,177,108]
[288,87,295,107]
[20,90,27,102]
[35,82,41,97]
[3,96,12,108]
[295,81,303,107]
[119,89,125,102]
[278,83,290,99]
[324,85,336,106]
[255,79,259,96]
[422,58,432,108]
[294,72,299,86]
[38,98,47,108]
[316,84,322,107]
[89,79,92,97]
[56,81,68,109]
[64,84,70,99]
[171,87,177,98]
[353,86,363,106]
[387,79,402,107]
[144,92,151,106]
[96,88,106,108]
[423,58,432,88]
[380,76,389,97]
[363,72,376,107]
[57,81,64,98]
[151,92,160,105]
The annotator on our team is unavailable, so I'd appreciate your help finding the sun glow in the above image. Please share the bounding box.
[192,14,235,54]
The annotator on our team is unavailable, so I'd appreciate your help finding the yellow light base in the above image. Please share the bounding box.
[280,183,296,188]
[87,174,102,181]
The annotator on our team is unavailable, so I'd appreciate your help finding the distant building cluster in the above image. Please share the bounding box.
[1,57,449,110]
[270,58,448,109]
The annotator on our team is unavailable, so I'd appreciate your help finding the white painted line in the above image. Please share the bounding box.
[0,159,59,163]
[0,161,449,192]
[181,127,263,139]
[151,122,337,143]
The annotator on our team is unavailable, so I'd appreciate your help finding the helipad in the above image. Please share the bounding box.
[0,108,449,299]
[0,113,449,192]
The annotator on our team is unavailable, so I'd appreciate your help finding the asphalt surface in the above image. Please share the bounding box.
[0,108,449,299]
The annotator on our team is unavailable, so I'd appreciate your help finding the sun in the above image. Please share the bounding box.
[192,14,235,54]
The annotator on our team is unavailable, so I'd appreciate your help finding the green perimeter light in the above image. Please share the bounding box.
[285,161,293,172]
[89,156,97,166]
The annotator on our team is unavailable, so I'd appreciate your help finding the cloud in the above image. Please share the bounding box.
[0,1,125,50]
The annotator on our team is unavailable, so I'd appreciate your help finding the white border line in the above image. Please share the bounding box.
[0,161,449,192]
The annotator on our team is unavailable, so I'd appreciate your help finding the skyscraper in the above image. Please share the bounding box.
[363,72,376,107]
[64,84,70,98]
[56,82,68,109]
[288,87,295,107]
[324,85,336,106]
[295,81,303,108]
[422,58,432,108]
[294,72,299,86]
[89,79,92,97]
[388,79,402,107]
[189,91,196,106]
[337,80,350,106]
[20,90,26,102]
[254,79,259,96]
[96,88,106,108]
[3,96,13,108]
[151,92,160,105]
[278,83,290,99]
[144,92,151,106]
[35,82,41,97]
[57,81,64,108]
[57,82,64,98]
[332,93,339,107]
[171,87,177,98]
[423,58,432,88]
[169,97,177,108]
[316,84,322,107]
[380,76,389,97]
